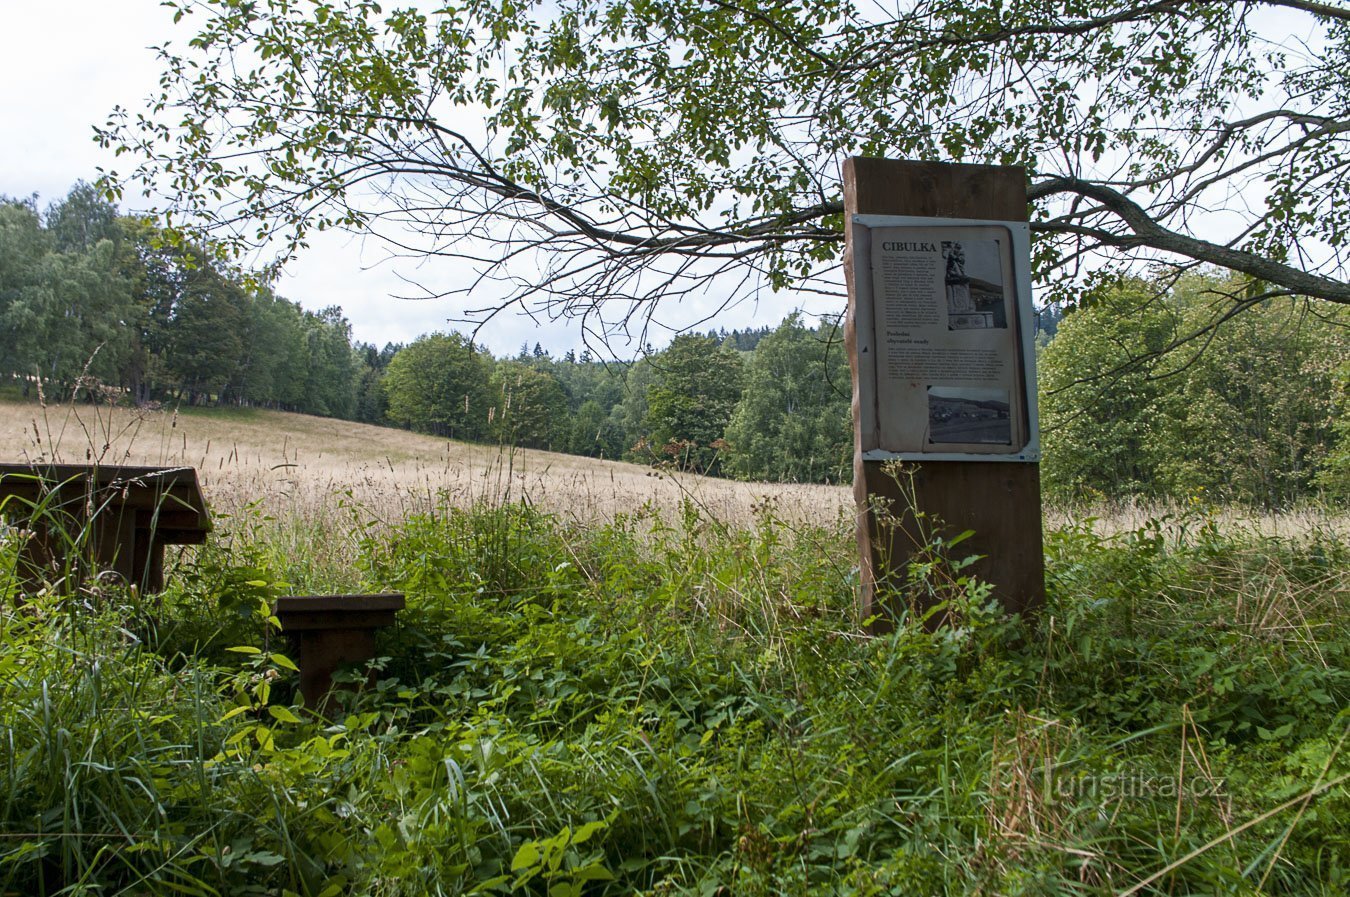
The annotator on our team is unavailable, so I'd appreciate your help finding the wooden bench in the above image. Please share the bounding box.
[272,593,406,710]
[0,464,211,596]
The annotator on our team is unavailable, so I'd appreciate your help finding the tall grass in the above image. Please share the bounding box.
[2,484,1347,895]
[1,393,1346,893]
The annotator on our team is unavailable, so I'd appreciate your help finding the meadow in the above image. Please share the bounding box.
[0,396,859,594]
[1,396,1347,895]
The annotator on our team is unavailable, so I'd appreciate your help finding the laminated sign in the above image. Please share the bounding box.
[850,215,1039,462]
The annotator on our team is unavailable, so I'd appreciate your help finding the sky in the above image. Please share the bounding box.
[0,0,809,357]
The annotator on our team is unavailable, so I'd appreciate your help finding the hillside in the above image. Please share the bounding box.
[0,396,852,527]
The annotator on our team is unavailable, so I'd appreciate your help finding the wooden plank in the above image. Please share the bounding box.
[0,464,210,534]
[843,158,1045,627]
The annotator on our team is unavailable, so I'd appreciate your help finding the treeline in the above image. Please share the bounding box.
[0,184,390,418]
[1040,274,1349,506]
[381,277,1350,506]
[5,185,1348,506]
[0,183,851,482]
[380,314,854,483]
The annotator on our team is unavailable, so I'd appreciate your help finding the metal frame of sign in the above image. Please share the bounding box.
[851,214,1040,462]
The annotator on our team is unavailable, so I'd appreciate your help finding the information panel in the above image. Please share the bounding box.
[851,215,1039,461]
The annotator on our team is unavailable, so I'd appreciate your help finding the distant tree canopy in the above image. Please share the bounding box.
[1040,273,1349,507]
[1321,367,1350,498]
[488,360,569,450]
[0,191,133,393]
[0,183,381,415]
[724,314,851,483]
[367,320,852,482]
[642,335,745,474]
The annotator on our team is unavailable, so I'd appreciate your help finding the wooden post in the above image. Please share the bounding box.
[844,158,1045,626]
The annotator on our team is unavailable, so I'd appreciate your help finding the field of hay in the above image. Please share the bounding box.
[0,396,854,528]
[3,396,1342,550]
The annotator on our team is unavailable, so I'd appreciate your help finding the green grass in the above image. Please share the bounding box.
[1,497,1347,895]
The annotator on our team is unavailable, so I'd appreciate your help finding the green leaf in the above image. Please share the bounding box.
[947,529,976,548]
[269,705,303,724]
[571,819,606,845]
[511,841,540,872]
[575,863,616,882]
[269,652,300,672]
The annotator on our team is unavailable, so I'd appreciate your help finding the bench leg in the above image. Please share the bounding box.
[292,627,378,711]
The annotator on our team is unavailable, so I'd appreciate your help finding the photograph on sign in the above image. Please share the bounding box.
[927,386,1012,445]
[851,218,1038,461]
[943,240,1008,330]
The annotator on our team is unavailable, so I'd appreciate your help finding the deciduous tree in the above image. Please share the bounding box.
[101,0,1350,340]
[162,261,251,403]
[1039,278,1177,500]
[1040,273,1348,506]
[382,331,491,438]
[725,314,851,483]
[488,359,569,449]
[643,335,743,472]
[0,191,136,397]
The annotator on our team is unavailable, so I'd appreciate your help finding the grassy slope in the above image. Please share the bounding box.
[0,395,851,527]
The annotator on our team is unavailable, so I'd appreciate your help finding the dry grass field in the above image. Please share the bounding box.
[0,395,854,529]
[2,395,1342,555]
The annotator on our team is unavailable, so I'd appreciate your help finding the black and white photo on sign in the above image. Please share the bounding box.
[942,240,1007,330]
[927,386,1012,445]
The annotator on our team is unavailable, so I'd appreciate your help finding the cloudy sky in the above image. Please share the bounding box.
[0,0,811,357]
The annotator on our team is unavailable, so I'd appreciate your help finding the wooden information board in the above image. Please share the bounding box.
[843,158,1045,626]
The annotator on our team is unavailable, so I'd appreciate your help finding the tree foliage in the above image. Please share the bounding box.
[1318,361,1350,497]
[0,192,135,394]
[102,0,1350,338]
[382,331,492,438]
[1040,273,1349,506]
[1039,280,1179,499]
[724,314,851,483]
[160,257,251,401]
[488,360,569,450]
[643,334,744,472]
[0,184,375,413]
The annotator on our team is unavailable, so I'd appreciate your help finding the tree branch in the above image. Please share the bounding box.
[1030,177,1350,304]
[1261,0,1350,23]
